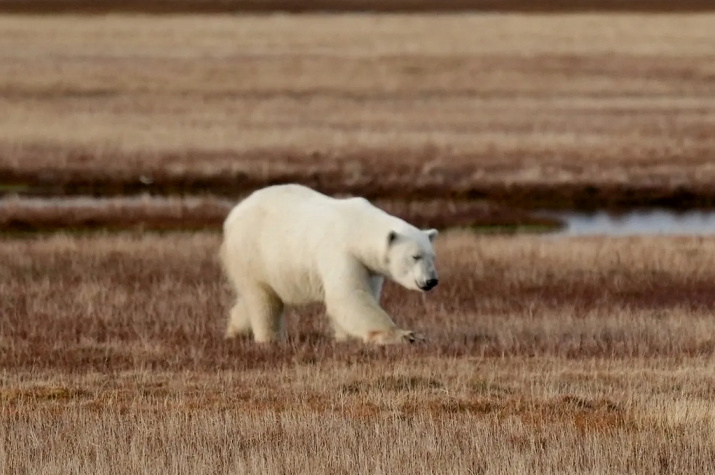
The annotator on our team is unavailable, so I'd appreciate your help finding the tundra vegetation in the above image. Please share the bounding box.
[2,8,715,474]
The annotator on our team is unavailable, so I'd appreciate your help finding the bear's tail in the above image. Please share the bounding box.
[218,238,242,293]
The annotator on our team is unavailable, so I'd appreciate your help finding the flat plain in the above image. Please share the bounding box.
[3,10,715,474]
[2,13,715,208]
[3,232,715,473]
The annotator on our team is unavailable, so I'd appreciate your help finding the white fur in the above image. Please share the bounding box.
[219,184,439,344]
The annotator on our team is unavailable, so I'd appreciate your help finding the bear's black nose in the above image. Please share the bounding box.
[424,278,439,291]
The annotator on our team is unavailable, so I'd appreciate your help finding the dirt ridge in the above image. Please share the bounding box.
[4,167,715,212]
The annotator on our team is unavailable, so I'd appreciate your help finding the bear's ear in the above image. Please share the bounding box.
[387,231,400,246]
[425,228,439,242]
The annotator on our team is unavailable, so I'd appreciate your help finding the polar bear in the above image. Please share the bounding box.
[219,184,439,345]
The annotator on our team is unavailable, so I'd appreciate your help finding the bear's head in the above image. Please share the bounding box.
[385,228,439,292]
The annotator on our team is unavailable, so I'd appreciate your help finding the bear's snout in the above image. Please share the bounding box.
[421,278,439,291]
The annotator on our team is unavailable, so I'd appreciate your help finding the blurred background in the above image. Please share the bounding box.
[1,0,714,236]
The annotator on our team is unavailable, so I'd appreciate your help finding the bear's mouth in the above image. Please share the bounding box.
[418,279,439,291]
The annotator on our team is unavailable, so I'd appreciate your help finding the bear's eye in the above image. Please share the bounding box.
[412,255,422,261]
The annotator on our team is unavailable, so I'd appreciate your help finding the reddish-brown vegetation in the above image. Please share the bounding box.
[2,14,715,210]
[0,195,561,233]
[3,11,715,473]
[3,232,715,473]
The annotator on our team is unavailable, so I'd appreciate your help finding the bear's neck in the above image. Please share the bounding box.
[359,252,388,278]
[346,208,406,278]
[350,231,394,279]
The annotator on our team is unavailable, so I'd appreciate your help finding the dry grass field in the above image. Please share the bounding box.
[3,8,715,474]
[3,231,715,473]
[2,13,715,208]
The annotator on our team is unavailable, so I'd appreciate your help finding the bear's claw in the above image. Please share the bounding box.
[402,331,427,344]
[366,329,426,345]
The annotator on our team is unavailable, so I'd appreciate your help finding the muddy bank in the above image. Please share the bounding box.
[4,166,715,213]
[0,196,561,234]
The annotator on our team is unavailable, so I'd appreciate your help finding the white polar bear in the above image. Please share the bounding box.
[219,184,440,345]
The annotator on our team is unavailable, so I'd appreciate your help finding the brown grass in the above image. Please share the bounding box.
[3,10,715,473]
[3,231,715,473]
[2,13,715,208]
[3,0,715,14]
[4,359,715,474]
[5,231,715,370]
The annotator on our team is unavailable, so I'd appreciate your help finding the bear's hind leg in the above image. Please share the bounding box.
[245,287,286,343]
[331,320,351,342]
[225,300,252,339]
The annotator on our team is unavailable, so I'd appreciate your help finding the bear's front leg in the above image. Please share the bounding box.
[325,287,422,345]
[322,258,424,345]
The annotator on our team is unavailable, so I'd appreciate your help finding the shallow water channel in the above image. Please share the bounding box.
[545,209,715,237]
